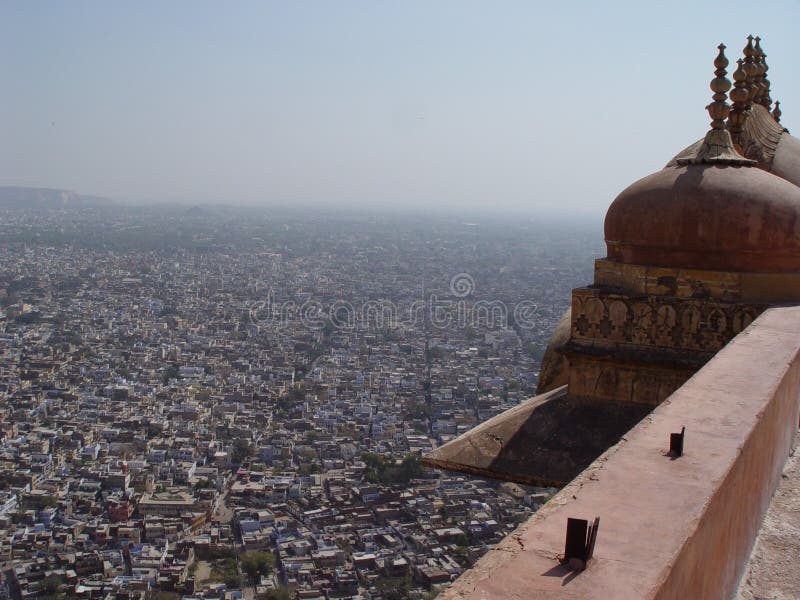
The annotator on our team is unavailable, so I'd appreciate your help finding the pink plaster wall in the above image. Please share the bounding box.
[655,314,800,599]
[441,306,800,599]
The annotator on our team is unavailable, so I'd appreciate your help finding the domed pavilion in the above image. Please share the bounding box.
[423,39,800,487]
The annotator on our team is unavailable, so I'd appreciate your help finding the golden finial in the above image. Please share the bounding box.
[677,43,755,166]
[728,58,748,146]
[742,35,757,107]
[773,100,782,123]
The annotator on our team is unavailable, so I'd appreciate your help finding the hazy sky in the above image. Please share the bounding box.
[2,1,798,217]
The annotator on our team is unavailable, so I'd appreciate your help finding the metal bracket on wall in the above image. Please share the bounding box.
[670,426,686,457]
[563,516,600,570]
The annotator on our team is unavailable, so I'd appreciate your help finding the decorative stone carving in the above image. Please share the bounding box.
[570,287,766,354]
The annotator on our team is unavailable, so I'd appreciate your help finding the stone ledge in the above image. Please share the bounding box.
[440,306,800,599]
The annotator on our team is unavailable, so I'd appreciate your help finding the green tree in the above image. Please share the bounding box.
[361,452,423,485]
[210,557,240,588]
[40,574,64,599]
[194,478,215,491]
[41,495,59,509]
[375,576,411,600]
[240,551,274,585]
[399,454,422,482]
[163,364,180,384]
[265,587,294,600]
[232,438,252,464]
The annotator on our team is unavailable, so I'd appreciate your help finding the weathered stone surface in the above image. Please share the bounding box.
[595,258,800,303]
[739,103,784,167]
[570,287,764,354]
[535,307,571,395]
[561,282,768,405]
[605,164,800,272]
[666,104,799,187]
[737,431,800,600]
[773,129,800,187]
[566,354,697,406]
[593,259,744,300]
[421,386,651,487]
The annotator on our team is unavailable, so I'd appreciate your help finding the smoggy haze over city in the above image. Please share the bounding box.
[2,1,799,217]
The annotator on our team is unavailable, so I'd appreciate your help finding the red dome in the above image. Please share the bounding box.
[604,164,800,272]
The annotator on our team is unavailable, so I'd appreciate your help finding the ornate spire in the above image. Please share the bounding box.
[760,53,772,109]
[752,36,764,106]
[708,44,731,130]
[728,58,748,147]
[754,37,772,110]
[742,35,758,107]
[677,44,755,166]
[773,100,782,123]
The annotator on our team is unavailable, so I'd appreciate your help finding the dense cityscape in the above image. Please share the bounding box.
[0,201,600,600]
[3,0,797,596]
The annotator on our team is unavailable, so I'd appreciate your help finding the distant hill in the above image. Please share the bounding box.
[0,186,111,209]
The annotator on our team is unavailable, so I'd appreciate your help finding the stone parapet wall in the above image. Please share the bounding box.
[439,306,800,599]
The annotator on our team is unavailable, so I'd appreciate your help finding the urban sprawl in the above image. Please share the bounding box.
[0,204,598,600]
